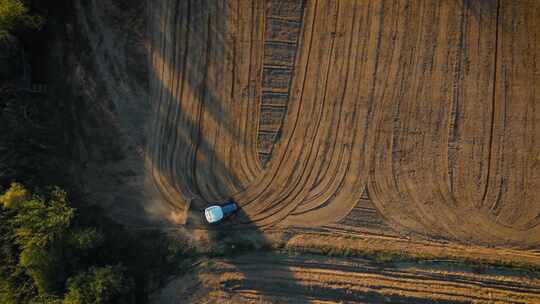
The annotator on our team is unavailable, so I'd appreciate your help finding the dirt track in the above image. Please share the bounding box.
[148,0,540,247]
[154,252,540,303]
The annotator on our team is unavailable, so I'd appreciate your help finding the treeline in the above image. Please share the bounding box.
[0,2,189,303]
[0,87,187,304]
[0,183,187,303]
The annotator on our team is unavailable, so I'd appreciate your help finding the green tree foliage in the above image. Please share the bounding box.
[18,244,65,295]
[8,186,74,249]
[0,182,29,209]
[0,0,25,39]
[0,0,43,41]
[63,265,134,304]
[1,183,74,296]
[66,228,104,252]
[0,183,186,303]
[0,185,38,302]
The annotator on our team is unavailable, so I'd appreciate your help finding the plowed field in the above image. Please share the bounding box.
[148,0,540,247]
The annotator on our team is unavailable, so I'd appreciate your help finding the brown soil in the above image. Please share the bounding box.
[148,0,540,246]
[43,0,539,302]
[24,0,540,302]
[143,0,540,301]
[153,252,540,304]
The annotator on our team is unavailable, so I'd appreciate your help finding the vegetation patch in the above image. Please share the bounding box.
[0,0,43,42]
[0,183,191,303]
[284,234,540,276]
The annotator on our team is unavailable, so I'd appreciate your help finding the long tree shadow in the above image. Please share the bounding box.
[147,0,245,208]
[146,0,310,302]
[146,0,524,302]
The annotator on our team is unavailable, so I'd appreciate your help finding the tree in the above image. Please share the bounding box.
[0,182,29,209]
[0,183,177,303]
[7,186,74,249]
[0,0,43,42]
[18,244,65,295]
[0,185,37,303]
[0,183,74,296]
[63,265,134,304]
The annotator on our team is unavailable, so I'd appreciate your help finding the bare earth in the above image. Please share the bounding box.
[153,252,540,304]
[145,0,540,302]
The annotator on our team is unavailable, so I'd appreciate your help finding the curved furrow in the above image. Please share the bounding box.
[241,3,339,225]
[287,0,371,224]
[236,0,369,227]
[416,0,540,245]
[234,0,265,183]
[295,0,360,209]
[454,0,540,244]
[394,0,468,239]
[368,0,500,242]
[168,0,207,201]
[284,2,355,216]
[367,1,434,236]
[478,0,540,229]
[367,1,472,241]
[194,0,232,201]
[148,0,266,216]
[233,0,334,220]
[367,0,540,245]
[292,0,387,225]
[432,0,508,243]
[148,0,193,214]
[147,0,540,245]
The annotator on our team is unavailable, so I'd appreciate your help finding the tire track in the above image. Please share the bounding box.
[148,0,267,222]
[147,0,540,246]
[193,253,540,303]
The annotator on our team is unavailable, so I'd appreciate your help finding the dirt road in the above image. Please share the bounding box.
[154,252,540,303]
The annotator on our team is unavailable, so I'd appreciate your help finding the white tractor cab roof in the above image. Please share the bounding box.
[204,205,223,224]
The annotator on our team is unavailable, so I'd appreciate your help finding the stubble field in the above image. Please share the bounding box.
[147,0,540,301]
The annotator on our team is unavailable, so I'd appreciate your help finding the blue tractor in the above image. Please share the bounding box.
[204,200,238,224]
